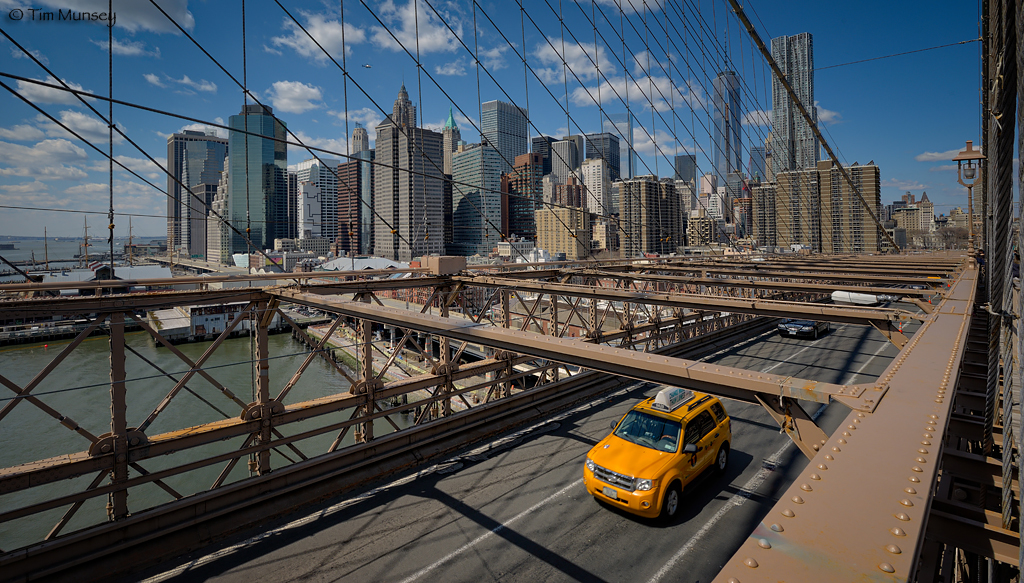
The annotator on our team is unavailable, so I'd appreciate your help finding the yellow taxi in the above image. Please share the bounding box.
[583,387,731,520]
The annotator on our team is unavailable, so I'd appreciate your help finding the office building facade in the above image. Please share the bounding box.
[227,104,287,253]
[481,100,529,174]
[712,71,742,180]
[771,33,819,175]
[167,130,228,252]
[451,143,503,256]
[584,132,621,181]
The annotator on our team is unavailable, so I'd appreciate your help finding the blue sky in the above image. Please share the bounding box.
[0,0,992,237]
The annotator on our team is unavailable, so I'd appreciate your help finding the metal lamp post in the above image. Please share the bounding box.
[952,140,985,259]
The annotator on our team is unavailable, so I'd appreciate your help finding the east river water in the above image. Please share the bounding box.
[0,330,412,550]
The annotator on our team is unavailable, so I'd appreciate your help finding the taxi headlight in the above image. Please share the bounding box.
[585,457,595,471]
[635,478,653,491]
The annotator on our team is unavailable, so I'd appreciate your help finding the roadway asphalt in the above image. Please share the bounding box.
[135,311,915,583]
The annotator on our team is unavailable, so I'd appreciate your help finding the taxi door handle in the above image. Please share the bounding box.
[714,433,719,438]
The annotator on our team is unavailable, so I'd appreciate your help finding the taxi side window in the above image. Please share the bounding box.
[710,402,726,425]
[684,411,715,444]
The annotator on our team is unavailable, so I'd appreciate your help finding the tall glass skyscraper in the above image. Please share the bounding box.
[603,113,635,179]
[712,71,742,180]
[771,32,819,175]
[228,104,288,253]
[167,130,227,252]
[748,145,767,181]
[673,154,696,183]
[481,100,528,174]
[451,143,503,256]
[584,132,621,181]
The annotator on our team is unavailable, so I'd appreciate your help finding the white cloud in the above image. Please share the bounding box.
[594,0,664,13]
[10,47,49,66]
[171,75,216,93]
[631,127,678,156]
[65,183,109,195]
[0,124,46,141]
[742,109,771,127]
[0,181,49,194]
[915,148,970,162]
[15,75,91,105]
[90,38,161,57]
[435,57,468,76]
[330,108,384,130]
[881,178,927,190]
[263,44,283,56]
[534,38,612,84]
[143,73,166,88]
[173,118,226,138]
[571,74,703,112]
[270,12,366,61]
[0,139,89,180]
[371,0,462,54]
[7,0,196,33]
[267,81,323,114]
[814,101,842,124]
[480,45,510,71]
[112,155,167,181]
[288,131,347,158]
[37,110,124,145]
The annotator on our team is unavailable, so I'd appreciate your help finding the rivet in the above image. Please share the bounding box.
[101,444,112,453]
[904,487,917,495]
[923,433,933,438]
[817,463,828,470]
[890,527,906,536]
[935,399,943,403]
[918,448,928,455]
[879,562,895,573]
[895,512,911,521]
[886,544,902,554]
[757,538,772,549]
[810,473,821,480]
[847,424,857,430]
[924,426,934,431]
[832,446,841,452]
[928,414,937,419]
[770,523,784,532]
[743,557,759,568]
[909,476,921,483]
[854,418,862,423]
[824,454,834,461]
[727,579,741,583]
[915,457,927,464]
[838,439,847,444]
[857,413,866,417]
[812,443,820,451]
[842,431,851,437]
[921,440,931,446]
[791,495,804,504]
[782,509,795,517]
[800,483,813,492]
[900,499,914,507]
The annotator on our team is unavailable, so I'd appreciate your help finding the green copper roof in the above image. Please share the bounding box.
[443,106,458,130]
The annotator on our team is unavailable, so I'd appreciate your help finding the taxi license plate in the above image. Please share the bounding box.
[602,486,618,500]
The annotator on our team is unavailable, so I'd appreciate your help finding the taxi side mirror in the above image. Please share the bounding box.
[610,419,618,430]
[682,443,697,454]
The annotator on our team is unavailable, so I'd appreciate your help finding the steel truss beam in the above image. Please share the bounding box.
[454,276,921,327]
[714,265,979,582]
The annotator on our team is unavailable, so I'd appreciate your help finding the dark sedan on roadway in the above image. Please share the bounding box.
[777,319,830,339]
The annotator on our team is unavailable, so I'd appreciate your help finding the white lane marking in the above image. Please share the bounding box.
[646,404,826,583]
[842,337,895,385]
[760,325,847,373]
[397,479,583,583]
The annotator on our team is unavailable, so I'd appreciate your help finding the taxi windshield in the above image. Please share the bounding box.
[613,410,682,452]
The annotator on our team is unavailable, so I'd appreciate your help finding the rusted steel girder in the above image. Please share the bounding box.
[570,269,944,298]
[453,276,921,327]
[713,265,978,582]
[605,264,953,288]
[274,289,874,409]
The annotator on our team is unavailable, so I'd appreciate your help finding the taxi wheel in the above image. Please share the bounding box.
[660,482,681,523]
[715,443,729,474]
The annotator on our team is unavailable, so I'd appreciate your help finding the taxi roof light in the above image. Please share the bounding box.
[651,387,695,413]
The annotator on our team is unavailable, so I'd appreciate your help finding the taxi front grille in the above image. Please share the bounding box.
[593,464,634,491]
